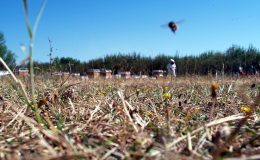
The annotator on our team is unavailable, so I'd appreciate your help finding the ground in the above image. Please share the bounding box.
[0,76,259,159]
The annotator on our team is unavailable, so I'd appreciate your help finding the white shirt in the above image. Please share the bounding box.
[167,63,176,72]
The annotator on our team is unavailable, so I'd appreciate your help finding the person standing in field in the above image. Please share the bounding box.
[167,59,177,77]
[238,65,244,76]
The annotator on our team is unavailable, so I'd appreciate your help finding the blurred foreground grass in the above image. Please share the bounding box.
[0,76,259,159]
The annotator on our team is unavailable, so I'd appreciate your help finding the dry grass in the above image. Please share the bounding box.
[0,76,259,159]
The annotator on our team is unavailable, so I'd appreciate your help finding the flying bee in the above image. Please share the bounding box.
[161,20,185,33]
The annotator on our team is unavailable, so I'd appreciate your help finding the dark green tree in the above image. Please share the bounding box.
[31,45,260,76]
[0,32,16,69]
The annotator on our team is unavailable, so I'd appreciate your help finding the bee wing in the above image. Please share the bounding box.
[160,23,168,28]
[175,19,185,24]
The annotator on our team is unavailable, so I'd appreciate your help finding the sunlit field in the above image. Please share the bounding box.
[1,0,260,159]
[0,76,259,159]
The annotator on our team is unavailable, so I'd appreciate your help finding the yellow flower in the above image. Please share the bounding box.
[240,106,251,113]
[211,81,219,90]
[145,111,153,117]
[211,81,219,98]
[97,91,106,96]
[163,92,171,100]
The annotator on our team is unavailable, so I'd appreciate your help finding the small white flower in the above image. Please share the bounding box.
[220,123,231,138]
[20,44,27,54]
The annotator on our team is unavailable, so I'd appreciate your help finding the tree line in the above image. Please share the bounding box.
[0,33,16,70]
[1,32,260,76]
[35,45,260,76]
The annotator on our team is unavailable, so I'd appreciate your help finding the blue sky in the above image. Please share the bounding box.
[1,0,260,63]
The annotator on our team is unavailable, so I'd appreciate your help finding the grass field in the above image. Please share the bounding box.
[0,76,259,159]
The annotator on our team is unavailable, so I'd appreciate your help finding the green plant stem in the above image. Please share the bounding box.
[29,43,36,104]
[22,0,47,124]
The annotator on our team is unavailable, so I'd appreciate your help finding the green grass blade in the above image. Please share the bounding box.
[22,0,33,39]
[33,0,47,39]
